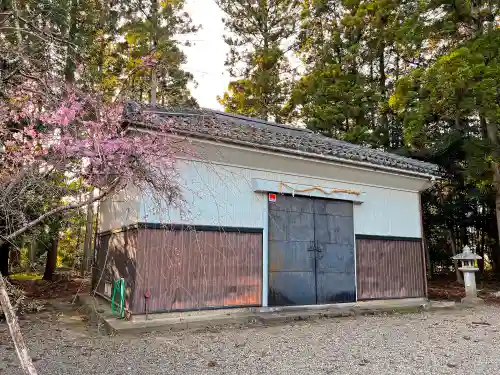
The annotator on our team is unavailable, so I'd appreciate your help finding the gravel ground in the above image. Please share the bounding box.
[2,304,500,375]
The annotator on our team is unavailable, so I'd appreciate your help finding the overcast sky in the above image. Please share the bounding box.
[182,0,228,110]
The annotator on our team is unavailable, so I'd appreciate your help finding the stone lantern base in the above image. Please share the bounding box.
[452,246,484,308]
[461,296,484,307]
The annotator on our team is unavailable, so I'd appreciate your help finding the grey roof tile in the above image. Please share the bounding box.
[124,101,440,177]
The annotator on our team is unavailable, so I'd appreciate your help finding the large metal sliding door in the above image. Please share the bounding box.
[268,196,317,305]
[268,195,355,306]
[314,199,356,303]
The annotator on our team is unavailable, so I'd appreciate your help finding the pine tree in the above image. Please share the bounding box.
[390,20,500,272]
[216,0,299,121]
[286,1,375,143]
[287,0,425,146]
[114,0,199,106]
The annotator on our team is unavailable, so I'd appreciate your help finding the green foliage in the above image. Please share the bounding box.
[288,63,378,143]
[390,30,500,175]
[216,0,299,121]
[1,0,199,274]
[281,0,500,271]
[57,211,87,268]
[113,0,199,106]
[387,1,500,270]
[19,0,200,105]
[10,273,42,281]
[287,0,427,148]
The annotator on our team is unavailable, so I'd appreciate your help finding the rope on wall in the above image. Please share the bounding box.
[278,182,361,196]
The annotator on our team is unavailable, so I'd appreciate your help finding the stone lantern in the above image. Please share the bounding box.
[451,245,483,305]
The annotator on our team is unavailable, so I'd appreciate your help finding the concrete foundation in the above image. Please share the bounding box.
[76,295,457,335]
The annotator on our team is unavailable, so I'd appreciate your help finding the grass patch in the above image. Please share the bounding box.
[10,272,42,281]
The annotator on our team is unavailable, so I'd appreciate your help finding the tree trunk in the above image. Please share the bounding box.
[0,272,38,375]
[29,240,36,267]
[260,2,270,121]
[378,45,386,97]
[97,0,109,87]
[478,252,485,273]
[10,247,21,270]
[378,44,389,147]
[484,116,500,273]
[64,0,79,86]
[81,204,93,276]
[72,219,83,270]
[479,223,486,273]
[150,0,158,106]
[448,229,464,284]
[0,243,10,277]
[424,237,432,280]
[43,237,58,281]
[11,0,23,46]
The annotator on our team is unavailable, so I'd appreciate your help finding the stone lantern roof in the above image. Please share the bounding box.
[452,245,482,261]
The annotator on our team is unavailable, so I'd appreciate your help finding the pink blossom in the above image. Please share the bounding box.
[1,76,189,224]
[140,55,159,68]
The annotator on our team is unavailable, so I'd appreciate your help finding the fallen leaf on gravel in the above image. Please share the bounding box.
[358,359,370,366]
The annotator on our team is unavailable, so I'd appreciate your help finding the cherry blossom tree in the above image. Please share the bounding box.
[1,80,193,375]
[0,79,189,374]
[1,90,183,245]
[0,39,188,375]
[0,2,193,373]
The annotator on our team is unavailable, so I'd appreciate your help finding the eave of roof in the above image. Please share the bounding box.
[123,101,441,180]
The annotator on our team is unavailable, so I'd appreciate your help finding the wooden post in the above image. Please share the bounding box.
[0,272,38,375]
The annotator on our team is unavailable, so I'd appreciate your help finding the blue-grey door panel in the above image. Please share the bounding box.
[316,272,356,303]
[268,271,316,306]
[314,214,354,245]
[288,211,315,241]
[268,195,316,306]
[269,195,315,213]
[316,244,355,273]
[269,240,315,272]
[315,199,356,304]
[268,209,288,241]
[268,195,356,306]
[313,199,353,217]
[269,206,315,241]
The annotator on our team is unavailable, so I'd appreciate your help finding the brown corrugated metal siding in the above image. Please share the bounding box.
[356,237,425,299]
[93,230,138,311]
[134,228,263,313]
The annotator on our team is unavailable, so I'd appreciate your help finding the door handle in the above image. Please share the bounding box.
[308,241,322,252]
[307,241,316,252]
[315,240,322,252]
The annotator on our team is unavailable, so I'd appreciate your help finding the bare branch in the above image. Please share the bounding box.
[0,273,38,375]
[0,179,120,246]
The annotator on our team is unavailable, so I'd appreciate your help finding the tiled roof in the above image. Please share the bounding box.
[124,101,440,177]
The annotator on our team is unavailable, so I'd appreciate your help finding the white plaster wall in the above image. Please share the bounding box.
[139,144,424,238]
[140,161,267,228]
[98,186,140,232]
